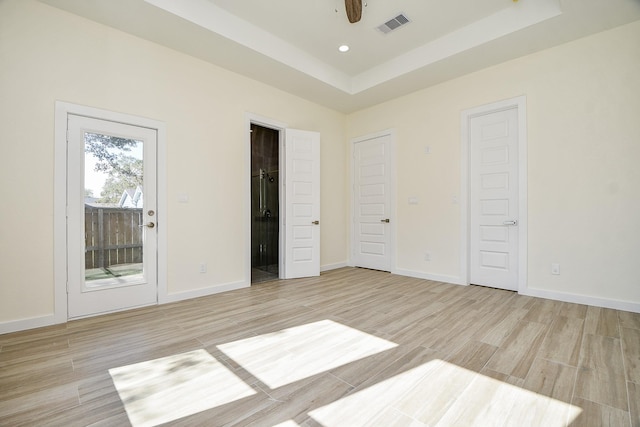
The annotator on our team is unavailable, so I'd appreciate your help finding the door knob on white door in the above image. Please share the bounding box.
[503,220,518,226]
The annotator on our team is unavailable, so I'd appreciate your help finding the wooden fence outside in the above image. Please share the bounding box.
[85,206,143,269]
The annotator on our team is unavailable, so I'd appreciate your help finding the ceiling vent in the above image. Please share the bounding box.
[376,13,410,34]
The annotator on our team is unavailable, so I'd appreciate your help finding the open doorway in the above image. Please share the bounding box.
[251,124,280,283]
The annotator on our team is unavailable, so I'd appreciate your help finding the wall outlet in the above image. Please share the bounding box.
[551,263,560,275]
[199,262,207,273]
[424,253,431,262]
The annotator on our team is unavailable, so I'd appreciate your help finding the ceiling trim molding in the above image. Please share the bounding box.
[145,0,561,95]
[145,0,352,92]
[352,0,563,93]
[39,0,639,112]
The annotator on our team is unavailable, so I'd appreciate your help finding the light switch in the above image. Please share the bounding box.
[408,197,419,205]
[178,193,189,203]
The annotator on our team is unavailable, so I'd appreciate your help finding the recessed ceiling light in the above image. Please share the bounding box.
[338,45,350,53]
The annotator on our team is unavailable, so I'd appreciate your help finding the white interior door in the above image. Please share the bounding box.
[67,115,158,318]
[469,107,519,290]
[284,129,320,279]
[352,134,392,272]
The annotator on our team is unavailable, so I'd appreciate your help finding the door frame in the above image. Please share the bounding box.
[460,96,527,290]
[244,113,287,283]
[350,129,397,273]
[54,101,167,323]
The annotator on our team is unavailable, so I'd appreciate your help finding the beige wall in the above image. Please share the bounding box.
[0,0,346,324]
[348,20,640,306]
[1,0,639,328]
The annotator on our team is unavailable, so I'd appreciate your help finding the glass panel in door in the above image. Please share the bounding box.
[84,133,145,288]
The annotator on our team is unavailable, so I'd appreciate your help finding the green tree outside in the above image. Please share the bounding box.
[84,133,143,203]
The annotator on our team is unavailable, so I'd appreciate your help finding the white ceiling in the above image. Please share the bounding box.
[39,0,640,112]
[208,0,512,76]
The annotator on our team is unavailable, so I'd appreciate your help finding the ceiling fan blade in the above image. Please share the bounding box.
[345,0,362,23]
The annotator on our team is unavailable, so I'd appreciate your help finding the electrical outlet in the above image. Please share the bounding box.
[199,263,207,273]
[424,253,431,262]
[551,263,560,275]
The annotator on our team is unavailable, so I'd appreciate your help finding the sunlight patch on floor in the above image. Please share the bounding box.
[217,319,398,389]
[309,359,583,427]
[109,349,255,427]
[271,421,302,427]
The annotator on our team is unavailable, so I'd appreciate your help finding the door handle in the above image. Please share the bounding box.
[312,220,319,225]
[140,222,155,228]
[503,220,518,226]
[381,219,390,223]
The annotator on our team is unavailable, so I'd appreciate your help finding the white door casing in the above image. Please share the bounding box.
[66,115,158,318]
[351,131,394,272]
[284,129,321,279]
[461,96,527,292]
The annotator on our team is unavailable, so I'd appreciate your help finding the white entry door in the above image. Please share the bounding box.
[67,115,158,318]
[352,134,392,271]
[284,129,320,279]
[469,107,519,290]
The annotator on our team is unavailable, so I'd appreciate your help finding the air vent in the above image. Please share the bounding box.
[376,13,410,34]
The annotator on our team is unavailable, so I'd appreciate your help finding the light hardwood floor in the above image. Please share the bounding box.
[1,267,639,426]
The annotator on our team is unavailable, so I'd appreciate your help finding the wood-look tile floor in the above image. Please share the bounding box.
[1,268,639,426]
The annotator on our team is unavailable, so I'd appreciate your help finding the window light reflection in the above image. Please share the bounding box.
[217,319,398,389]
[109,349,255,427]
[309,359,583,426]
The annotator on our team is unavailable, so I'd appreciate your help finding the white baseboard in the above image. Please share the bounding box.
[520,286,640,314]
[5,273,638,335]
[321,262,348,272]
[160,280,249,304]
[1,280,250,335]
[393,268,464,286]
[0,314,60,335]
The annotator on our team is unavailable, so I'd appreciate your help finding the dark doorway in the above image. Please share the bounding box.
[251,124,280,283]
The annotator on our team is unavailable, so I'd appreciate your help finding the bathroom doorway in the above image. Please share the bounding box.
[251,124,280,283]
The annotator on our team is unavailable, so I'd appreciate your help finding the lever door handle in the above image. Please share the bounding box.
[312,220,320,225]
[139,222,155,228]
[381,219,390,223]
[503,220,518,226]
